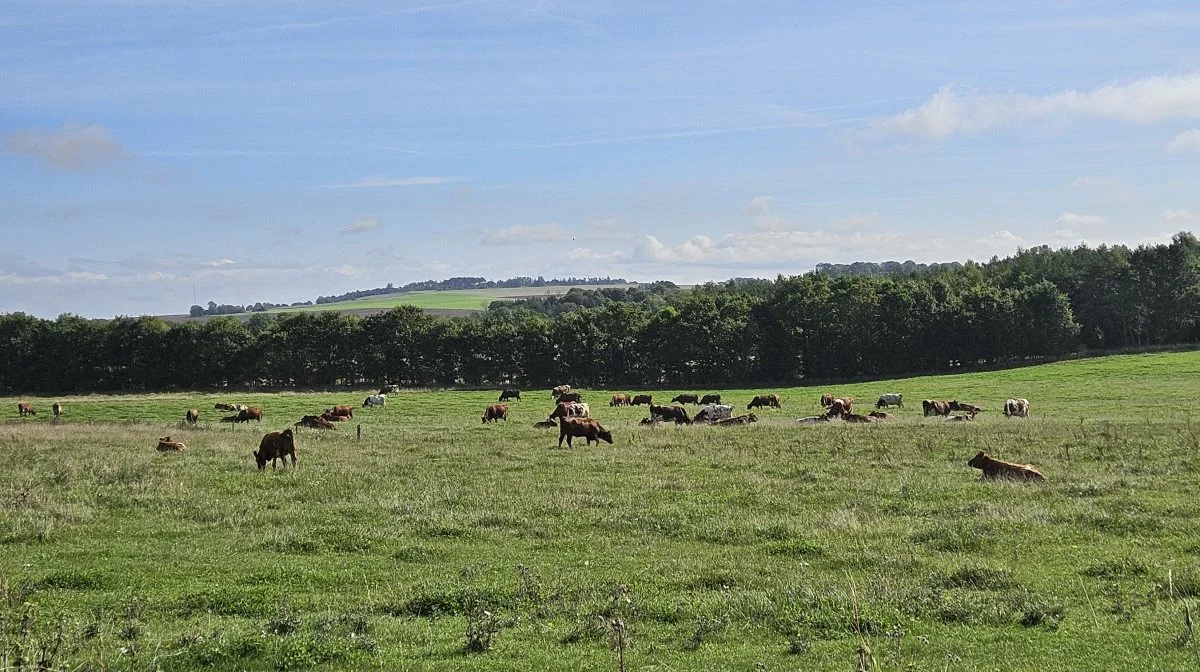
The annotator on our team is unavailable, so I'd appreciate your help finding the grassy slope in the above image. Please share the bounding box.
[268,284,636,314]
[2,351,1200,670]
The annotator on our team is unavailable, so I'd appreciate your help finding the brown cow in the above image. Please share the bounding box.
[533,419,558,429]
[321,411,349,422]
[558,417,613,448]
[185,409,200,425]
[214,402,239,411]
[551,385,572,398]
[950,401,982,414]
[922,400,952,417]
[556,392,583,404]
[52,402,62,418]
[699,394,722,405]
[482,403,509,423]
[747,394,781,410]
[326,405,353,419]
[631,394,653,406]
[867,411,895,420]
[967,451,1045,482]
[820,393,835,407]
[671,394,699,405]
[715,413,758,425]
[649,404,691,425]
[156,436,186,452]
[843,413,875,423]
[826,398,853,418]
[609,394,631,407]
[17,402,36,417]
[254,429,297,470]
[295,415,336,430]
[638,417,665,427]
[221,407,263,424]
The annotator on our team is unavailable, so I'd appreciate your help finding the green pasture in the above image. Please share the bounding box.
[269,284,637,314]
[2,351,1200,670]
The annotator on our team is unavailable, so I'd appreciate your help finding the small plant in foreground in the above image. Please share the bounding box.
[464,607,499,653]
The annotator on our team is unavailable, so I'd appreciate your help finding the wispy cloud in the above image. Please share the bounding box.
[320,176,463,188]
[1056,212,1106,228]
[344,217,383,234]
[480,223,567,246]
[4,122,126,172]
[1161,208,1198,222]
[1168,129,1200,153]
[875,74,1200,140]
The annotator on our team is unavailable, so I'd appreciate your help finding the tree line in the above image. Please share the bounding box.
[2,233,1196,394]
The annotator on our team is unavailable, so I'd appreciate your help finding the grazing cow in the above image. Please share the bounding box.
[649,404,691,425]
[671,394,699,405]
[548,402,589,421]
[631,394,653,406]
[533,419,558,429]
[558,417,613,448]
[826,398,853,418]
[482,403,509,423]
[17,403,36,417]
[556,392,583,404]
[52,402,62,418]
[820,394,835,407]
[868,411,895,420]
[694,404,734,423]
[967,451,1045,482]
[699,394,722,405]
[922,400,952,417]
[254,429,298,471]
[295,415,336,430]
[949,401,982,414]
[363,394,387,408]
[747,394,782,410]
[843,413,875,423]
[156,436,186,452]
[185,409,200,425]
[609,394,631,407]
[222,407,263,424]
[876,393,903,409]
[715,413,758,426]
[639,418,665,427]
[551,385,572,398]
[499,389,521,402]
[1004,398,1030,418]
[326,405,353,419]
[379,384,400,395]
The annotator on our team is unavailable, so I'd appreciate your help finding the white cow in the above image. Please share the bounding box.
[1003,398,1029,418]
[694,404,734,423]
[363,394,387,408]
[875,393,903,409]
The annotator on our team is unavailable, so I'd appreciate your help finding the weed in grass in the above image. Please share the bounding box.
[464,607,499,653]
[1019,596,1066,630]
[932,565,1016,591]
[685,615,729,650]
[267,599,302,636]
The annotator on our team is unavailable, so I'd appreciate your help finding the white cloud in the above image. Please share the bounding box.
[1161,208,1198,221]
[840,212,879,231]
[876,74,1200,140]
[328,264,360,277]
[1056,212,1106,228]
[565,247,619,262]
[480,223,567,246]
[1168,128,1200,153]
[1069,176,1117,188]
[320,176,463,188]
[748,195,774,216]
[629,230,945,267]
[4,122,125,172]
[746,195,793,232]
[344,217,382,234]
[977,230,1024,245]
[204,258,235,267]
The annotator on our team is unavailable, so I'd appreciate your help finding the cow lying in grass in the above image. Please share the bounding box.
[638,418,665,427]
[533,420,558,429]
[868,411,895,420]
[156,436,186,452]
[649,404,690,425]
[967,451,1045,482]
[295,415,336,430]
[558,417,613,448]
[714,413,758,425]
[255,429,297,470]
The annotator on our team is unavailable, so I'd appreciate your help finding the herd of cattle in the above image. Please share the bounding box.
[12,383,1039,478]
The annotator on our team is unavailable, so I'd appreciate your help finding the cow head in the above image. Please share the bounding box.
[597,428,614,444]
[253,450,267,470]
[967,451,988,469]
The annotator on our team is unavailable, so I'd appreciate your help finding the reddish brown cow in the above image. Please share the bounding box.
[156,436,186,452]
[558,417,613,448]
[254,429,297,470]
[747,394,782,410]
[820,393,835,407]
[922,400,952,417]
[17,402,36,417]
[843,413,875,423]
[631,394,653,406]
[295,415,336,430]
[826,398,853,418]
[967,451,1045,482]
[221,407,263,424]
[326,405,353,419]
[556,392,583,404]
[950,401,982,414]
[482,403,509,423]
[868,411,895,420]
[185,409,200,425]
[609,394,631,407]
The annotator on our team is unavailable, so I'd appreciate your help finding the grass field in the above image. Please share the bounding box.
[268,284,638,314]
[3,351,1200,670]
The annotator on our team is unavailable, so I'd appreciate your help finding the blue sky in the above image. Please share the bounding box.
[2,0,1199,318]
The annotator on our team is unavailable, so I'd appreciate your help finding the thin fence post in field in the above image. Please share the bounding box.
[357,424,362,442]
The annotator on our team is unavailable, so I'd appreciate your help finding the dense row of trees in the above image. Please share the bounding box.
[2,234,1196,394]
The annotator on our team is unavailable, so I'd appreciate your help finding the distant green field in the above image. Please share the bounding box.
[271,284,637,314]
[3,350,1200,670]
